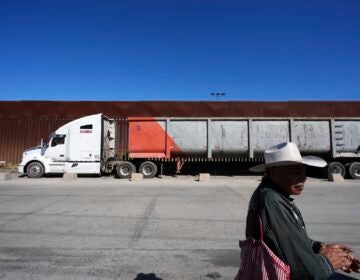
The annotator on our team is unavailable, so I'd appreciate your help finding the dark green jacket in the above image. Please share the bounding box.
[246,177,333,280]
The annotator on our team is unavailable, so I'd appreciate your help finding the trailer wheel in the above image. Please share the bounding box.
[327,162,346,178]
[27,162,45,178]
[116,161,136,178]
[349,162,360,179]
[139,161,158,178]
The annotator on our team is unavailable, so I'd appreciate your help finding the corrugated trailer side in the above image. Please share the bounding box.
[126,117,360,178]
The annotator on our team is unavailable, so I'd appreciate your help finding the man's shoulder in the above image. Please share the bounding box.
[257,187,288,206]
[250,181,290,210]
[250,186,278,203]
[260,187,281,198]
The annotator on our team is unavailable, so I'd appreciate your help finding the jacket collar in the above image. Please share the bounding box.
[260,176,294,201]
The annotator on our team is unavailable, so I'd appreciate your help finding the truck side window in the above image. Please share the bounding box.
[51,135,66,147]
[80,124,93,129]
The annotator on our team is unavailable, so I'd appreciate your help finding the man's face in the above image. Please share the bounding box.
[268,164,307,195]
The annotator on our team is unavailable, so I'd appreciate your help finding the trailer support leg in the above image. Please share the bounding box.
[176,158,186,174]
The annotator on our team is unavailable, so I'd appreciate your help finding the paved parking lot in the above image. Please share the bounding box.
[0,176,359,280]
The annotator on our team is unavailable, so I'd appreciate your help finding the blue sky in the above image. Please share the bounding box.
[0,0,359,101]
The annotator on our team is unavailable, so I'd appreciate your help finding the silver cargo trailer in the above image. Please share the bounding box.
[127,117,360,179]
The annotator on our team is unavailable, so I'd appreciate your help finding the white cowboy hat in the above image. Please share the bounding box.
[250,142,327,172]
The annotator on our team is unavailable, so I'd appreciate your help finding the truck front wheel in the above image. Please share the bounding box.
[116,161,136,178]
[27,162,45,178]
[139,161,158,178]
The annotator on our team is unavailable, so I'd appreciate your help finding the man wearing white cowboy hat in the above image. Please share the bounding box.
[246,142,360,279]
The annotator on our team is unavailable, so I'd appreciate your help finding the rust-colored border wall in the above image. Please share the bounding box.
[1,101,360,164]
[0,118,71,164]
[115,119,129,157]
[1,101,360,118]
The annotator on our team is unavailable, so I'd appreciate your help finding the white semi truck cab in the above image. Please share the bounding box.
[18,114,115,178]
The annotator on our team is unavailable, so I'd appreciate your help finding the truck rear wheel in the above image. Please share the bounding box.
[139,161,158,178]
[27,162,45,178]
[349,162,360,179]
[116,161,136,178]
[327,162,346,178]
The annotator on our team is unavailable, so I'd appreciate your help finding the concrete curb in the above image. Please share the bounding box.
[130,173,144,181]
[198,173,210,182]
[0,172,11,181]
[63,172,78,181]
[328,173,344,182]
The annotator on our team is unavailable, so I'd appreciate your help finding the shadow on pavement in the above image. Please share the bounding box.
[134,273,163,280]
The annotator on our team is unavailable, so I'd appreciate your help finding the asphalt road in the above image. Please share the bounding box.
[0,175,359,280]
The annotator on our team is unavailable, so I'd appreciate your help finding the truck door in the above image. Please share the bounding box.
[45,135,67,161]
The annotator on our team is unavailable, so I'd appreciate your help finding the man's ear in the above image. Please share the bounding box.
[267,167,279,182]
[267,167,275,177]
